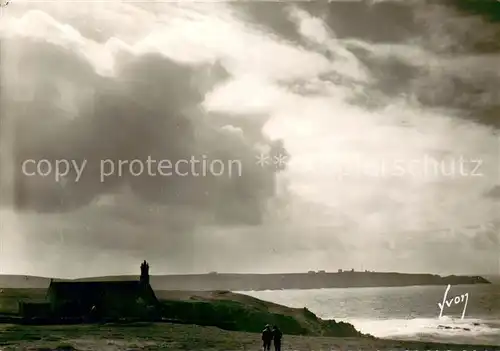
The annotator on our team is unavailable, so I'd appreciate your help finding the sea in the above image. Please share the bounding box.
[241,284,500,346]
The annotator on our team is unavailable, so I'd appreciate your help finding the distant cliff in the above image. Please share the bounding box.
[0,272,490,290]
[76,271,491,291]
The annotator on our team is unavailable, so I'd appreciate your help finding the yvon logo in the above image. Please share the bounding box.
[437,284,469,319]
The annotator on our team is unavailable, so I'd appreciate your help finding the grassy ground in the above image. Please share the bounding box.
[0,289,362,337]
[0,289,498,351]
[0,322,498,351]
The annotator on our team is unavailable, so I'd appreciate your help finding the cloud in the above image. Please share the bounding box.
[4,36,289,226]
[0,2,498,277]
[485,186,500,199]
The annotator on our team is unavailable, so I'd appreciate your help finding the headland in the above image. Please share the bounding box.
[78,270,491,291]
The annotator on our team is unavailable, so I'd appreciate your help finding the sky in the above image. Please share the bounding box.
[0,0,498,278]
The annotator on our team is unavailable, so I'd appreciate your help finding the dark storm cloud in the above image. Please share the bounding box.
[451,0,500,27]
[304,1,419,43]
[3,37,287,226]
[234,1,500,130]
[485,186,500,199]
[236,1,419,45]
[235,3,302,45]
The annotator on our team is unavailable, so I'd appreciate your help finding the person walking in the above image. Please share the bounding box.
[272,325,282,351]
[261,324,273,350]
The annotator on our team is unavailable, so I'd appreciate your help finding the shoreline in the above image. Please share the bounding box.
[0,285,497,349]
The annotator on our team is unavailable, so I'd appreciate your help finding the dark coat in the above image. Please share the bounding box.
[273,328,282,342]
[262,327,273,342]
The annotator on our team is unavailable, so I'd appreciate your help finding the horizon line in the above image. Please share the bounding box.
[0,270,493,281]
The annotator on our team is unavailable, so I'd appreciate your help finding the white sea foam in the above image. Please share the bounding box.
[344,316,500,344]
[242,287,500,345]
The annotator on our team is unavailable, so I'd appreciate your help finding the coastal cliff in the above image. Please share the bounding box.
[157,290,364,337]
[0,288,364,338]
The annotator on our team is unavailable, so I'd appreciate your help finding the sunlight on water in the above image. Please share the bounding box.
[242,286,500,345]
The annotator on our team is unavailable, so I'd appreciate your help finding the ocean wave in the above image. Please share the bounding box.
[345,317,500,345]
